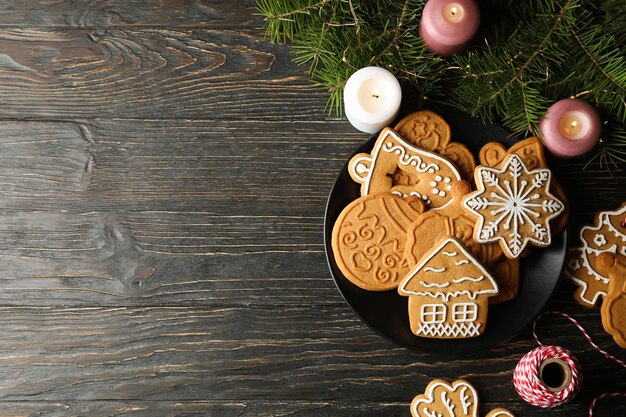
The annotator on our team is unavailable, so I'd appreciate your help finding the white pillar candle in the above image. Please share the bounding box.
[343,66,402,134]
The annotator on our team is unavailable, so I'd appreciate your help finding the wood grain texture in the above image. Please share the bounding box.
[0,119,359,213]
[0,401,622,417]
[0,210,337,306]
[0,302,619,409]
[0,2,621,416]
[0,1,257,28]
[0,119,620,215]
[0,27,330,120]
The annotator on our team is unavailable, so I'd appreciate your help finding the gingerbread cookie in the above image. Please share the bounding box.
[565,202,626,306]
[410,379,515,417]
[332,193,426,291]
[597,252,626,348]
[463,154,565,259]
[479,137,569,235]
[349,128,463,209]
[402,181,518,303]
[486,409,516,417]
[394,110,476,182]
[398,238,499,338]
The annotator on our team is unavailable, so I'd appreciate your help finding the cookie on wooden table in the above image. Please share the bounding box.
[331,193,426,291]
[596,252,626,348]
[566,202,626,306]
[410,379,516,417]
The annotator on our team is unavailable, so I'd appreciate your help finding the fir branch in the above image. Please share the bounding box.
[478,0,573,111]
[258,0,626,167]
[569,28,626,122]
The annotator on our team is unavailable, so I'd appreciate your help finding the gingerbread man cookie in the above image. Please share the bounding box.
[463,154,565,259]
[479,137,569,235]
[410,379,515,417]
[403,181,518,303]
[566,202,626,306]
[597,252,626,348]
[398,238,499,338]
[349,128,463,209]
[394,110,476,182]
[332,193,426,291]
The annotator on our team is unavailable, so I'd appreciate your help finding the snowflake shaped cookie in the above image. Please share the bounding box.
[463,154,564,258]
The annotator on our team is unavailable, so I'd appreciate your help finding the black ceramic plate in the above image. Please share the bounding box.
[324,106,567,355]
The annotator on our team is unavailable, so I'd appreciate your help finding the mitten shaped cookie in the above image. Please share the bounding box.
[349,128,463,209]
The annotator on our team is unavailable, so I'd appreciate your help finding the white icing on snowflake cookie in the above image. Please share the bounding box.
[463,154,565,258]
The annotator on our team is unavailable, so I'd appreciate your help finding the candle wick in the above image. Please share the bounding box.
[571,121,578,128]
[371,88,380,99]
[451,7,457,15]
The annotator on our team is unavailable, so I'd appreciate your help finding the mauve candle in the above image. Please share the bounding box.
[539,98,601,158]
[419,0,480,56]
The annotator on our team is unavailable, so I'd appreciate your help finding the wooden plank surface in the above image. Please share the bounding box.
[0,0,257,28]
[0,28,326,120]
[0,2,622,417]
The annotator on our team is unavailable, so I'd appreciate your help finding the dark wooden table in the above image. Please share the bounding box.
[0,1,623,416]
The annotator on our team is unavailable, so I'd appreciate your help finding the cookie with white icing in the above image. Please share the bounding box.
[394,110,476,182]
[463,154,565,259]
[398,238,499,339]
[479,137,569,236]
[331,193,426,291]
[410,379,515,417]
[402,181,518,304]
[597,252,626,348]
[349,127,464,210]
[565,202,626,306]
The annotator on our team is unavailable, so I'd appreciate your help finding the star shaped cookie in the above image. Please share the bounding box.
[463,154,564,258]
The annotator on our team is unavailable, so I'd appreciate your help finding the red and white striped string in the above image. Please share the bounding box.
[513,310,626,416]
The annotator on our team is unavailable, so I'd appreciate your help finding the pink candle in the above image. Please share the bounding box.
[419,0,480,56]
[539,98,602,158]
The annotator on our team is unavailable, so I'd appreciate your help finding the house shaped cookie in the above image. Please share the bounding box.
[398,238,499,338]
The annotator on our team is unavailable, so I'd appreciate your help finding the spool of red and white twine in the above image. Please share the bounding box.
[513,311,626,416]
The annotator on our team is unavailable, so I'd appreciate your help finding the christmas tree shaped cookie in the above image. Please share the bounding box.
[398,238,499,338]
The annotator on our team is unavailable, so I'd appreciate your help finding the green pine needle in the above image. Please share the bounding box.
[258,0,626,168]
